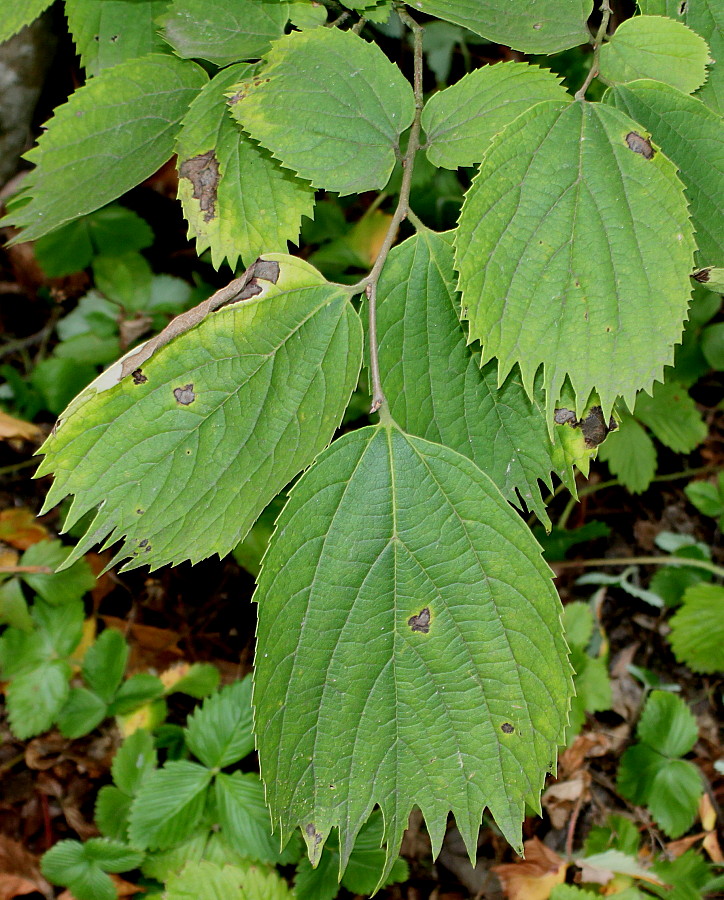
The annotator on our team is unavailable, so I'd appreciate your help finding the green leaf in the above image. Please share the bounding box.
[649,564,706,607]
[254,423,572,875]
[229,27,415,194]
[112,728,157,795]
[375,230,574,527]
[0,578,33,631]
[3,55,207,241]
[535,522,610,562]
[95,786,133,841]
[20,539,95,604]
[598,414,657,494]
[42,839,143,900]
[168,662,220,699]
[606,79,724,266]
[165,861,294,900]
[619,748,702,837]
[128,760,213,850]
[64,0,170,75]
[634,381,706,453]
[639,690,698,756]
[31,597,86,659]
[82,628,129,703]
[289,1,327,28]
[688,0,724,114]
[93,252,153,311]
[110,673,165,715]
[176,63,314,271]
[701,321,724,369]
[412,0,593,53]
[599,15,710,94]
[57,687,108,738]
[562,601,594,648]
[159,0,288,66]
[551,887,600,900]
[669,583,724,673]
[422,61,570,169]
[185,678,254,769]
[684,474,724,520]
[30,358,98,415]
[83,837,144,872]
[37,255,363,571]
[0,0,52,43]
[7,661,72,739]
[455,99,695,418]
[214,773,285,863]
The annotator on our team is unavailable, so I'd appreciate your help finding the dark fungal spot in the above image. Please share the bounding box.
[174,384,195,405]
[501,723,514,734]
[408,608,431,633]
[136,508,143,515]
[693,267,712,283]
[553,408,577,426]
[304,823,323,847]
[626,131,654,159]
[139,539,149,548]
[179,150,220,222]
[554,406,617,448]
[131,368,147,385]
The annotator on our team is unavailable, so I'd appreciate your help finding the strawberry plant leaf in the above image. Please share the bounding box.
[42,839,143,900]
[3,55,206,242]
[598,15,710,94]
[422,61,570,169]
[669,583,724,673]
[411,0,593,53]
[229,27,415,194]
[111,728,157,795]
[176,63,314,271]
[639,690,698,757]
[0,0,52,43]
[57,687,108,738]
[185,679,255,769]
[633,381,706,454]
[375,229,574,525]
[164,860,294,900]
[110,673,165,715]
[254,423,572,877]
[159,0,289,66]
[37,255,363,571]
[455,100,695,418]
[82,628,129,703]
[214,773,287,864]
[7,660,72,739]
[598,414,657,494]
[20,539,95,605]
[95,786,133,841]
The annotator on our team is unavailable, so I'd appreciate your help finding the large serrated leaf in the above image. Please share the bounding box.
[37,255,363,571]
[176,64,314,270]
[375,229,574,525]
[422,61,571,169]
[254,423,572,878]
[598,15,710,94]
[412,0,593,53]
[3,55,207,242]
[229,27,415,194]
[159,0,288,66]
[64,0,170,76]
[455,100,695,418]
[606,79,724,266]
[0,0,52,43]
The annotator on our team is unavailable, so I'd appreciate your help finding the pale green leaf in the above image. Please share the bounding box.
[551,886,600,899]
[455,100,695,418]
[20,539,95,605]
[229,27,415,194]
[598,15,710,94]
[37,255,363,571]
[0,579,33,631]
[140,833,209,881]
[0,0,52,43]
[57,687,108,738]
[684,475,724,520]
[639,690,698,756]
[254,423,572,876]
[185,679,255,769]
[694,267,724,293]
[82,628,128,703]
[83,838,144,872]
[159,0,288,66]
[128,760,213,850]
[289,1,327,28]
[169,662,220,698]
[598,414,657,494]
[3,55,207,242]
[64,0,170,76]
[214,773,284,863]
[7,661,72,739]
[165,860,294,900]
[562,601,594,648]
[176,64,314,270]
[422,61,570,169]
[669,583,724,673]
[412,0,593,53]
[634,381,706,453]
[375,229,574,526]
[112,728,157,795]
[606,79,724,265]
[95,786,133,840]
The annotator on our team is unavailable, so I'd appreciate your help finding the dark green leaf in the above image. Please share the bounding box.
[57,687,108,738]
[82,628,129,703]
[634,382,706,454]
[95,786,133,841]
[111,728,157,795]
[669,583,724,673]
[598,415,657,494]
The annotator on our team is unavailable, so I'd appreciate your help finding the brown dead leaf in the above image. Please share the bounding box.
[0,835,52,900]
[0,413,41,444]
[101,615,182,672]
[0,509,49,550]
[0,549,19,568]
[665,833,705,858]
[493,837,567,899]
[559,728,628,776]
[543,770,591,830]
[699,792,717,832]
[703,830,723,863]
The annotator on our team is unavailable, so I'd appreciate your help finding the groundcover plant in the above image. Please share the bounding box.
[2,0,722,891]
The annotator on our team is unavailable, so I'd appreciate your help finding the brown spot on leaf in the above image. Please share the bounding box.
[131,368,147,385]
[693,267,712,283]
[501,723,514,734]
[554,408,577,426]
[173,384,195,405]
[408,607,431,633]
[626,132,654,159]
[179,150,220,223]
[304,823,323,846]
[554,406,616,447]
[224,258,282,307]
[139,539,148,548]
[136,509,144,515]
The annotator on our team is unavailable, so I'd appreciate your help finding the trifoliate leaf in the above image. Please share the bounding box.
[254,423,572,877]
[606,79,724,265]
[57,687,108,738]
[669,583,724,673]
[3,55,206,241]
[20,539,95,605]
[598,15,710,94]
[229,27,415,194]
[64,0,170,75]
[176,63,314,270]
[214,773,287,864]
[0,0,52,43]
[95,786,133,841]
[82,628,128,703]
[159,0,288,66]
[110,673,165,715]
[634,381,706,453]
[128,761,213,850]
[83,837,144,872]
[455,100,695,418]
[111,728,157,795]
[185,678,254,769]
[598,414,657,494]
[37,255,363,571]
[412,0,593,53]
[422,61,570,169]
[6,660,71,739]
[620,748,702,837]
[42,839,143,900]
[375,229,574,526]
[34,597,86,658]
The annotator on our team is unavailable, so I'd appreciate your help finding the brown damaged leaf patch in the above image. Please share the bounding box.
[626,131,655,159]
[179,150,220,222]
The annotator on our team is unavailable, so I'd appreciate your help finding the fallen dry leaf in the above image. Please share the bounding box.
[543,771,591,830]
[703,830,723,863]
[0,509,49,550]
[0,835,52,900]
[699,792,717,832]
[0,413,41,443]
[493,837,567,899]
[665,833,705,858]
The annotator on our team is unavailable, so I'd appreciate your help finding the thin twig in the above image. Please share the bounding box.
[554,555,724,579]
[0,321,56,361]
[574,0,612,100]
[0,565,53,574]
